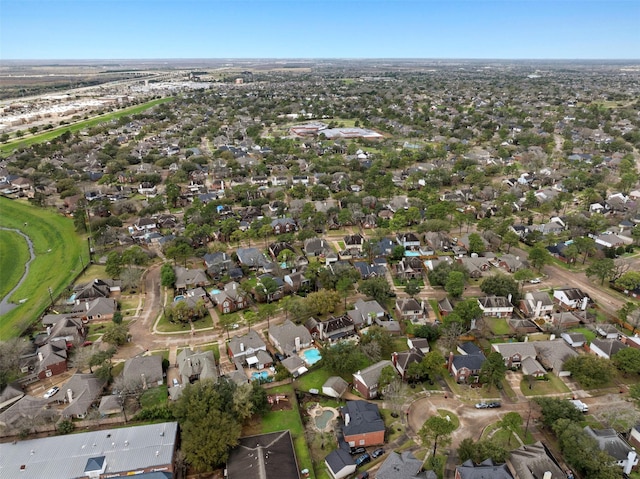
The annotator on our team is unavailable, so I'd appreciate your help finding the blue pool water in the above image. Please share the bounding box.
[210,289,221,295]
[173,295,185,302]
[303,349,322,365]
[404,250,420,257]
[251,371,269,381]
[315,410,334,429]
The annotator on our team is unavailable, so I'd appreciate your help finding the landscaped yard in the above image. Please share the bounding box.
[484,317,511,335]
[520,374,571,396]
[196,342,220,362]
[140,386,168,409]
[294,366,339,392]
[566,327,597,343]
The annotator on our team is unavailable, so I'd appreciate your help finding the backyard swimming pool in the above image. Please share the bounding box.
[210,289,221,295]
[302,349,322,365]
[404,250,420,257]
[315,410,334,429]
[173,295,185,302]
[251,371,269,381]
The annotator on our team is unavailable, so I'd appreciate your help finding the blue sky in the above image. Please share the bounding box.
[1,0,638,59]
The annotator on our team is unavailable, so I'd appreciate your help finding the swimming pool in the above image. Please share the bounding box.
[210,289,221,295]
[251,371,269,381]
[404,250,420,257]
[315,410,334,429]
[303,349,322,365]
[173,295,185,302]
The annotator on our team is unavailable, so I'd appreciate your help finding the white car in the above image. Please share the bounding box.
[529,278,541,284]
[43,386,59,399]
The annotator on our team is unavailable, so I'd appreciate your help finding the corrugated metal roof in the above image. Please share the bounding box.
[0,421,178,479]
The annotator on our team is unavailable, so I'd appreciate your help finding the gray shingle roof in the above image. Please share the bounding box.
[0,422,178,479]
[341,400,385,437]
[353,360,392,388]
[377,451,435,479]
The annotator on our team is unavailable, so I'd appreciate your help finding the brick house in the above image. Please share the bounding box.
[341,400,385,447]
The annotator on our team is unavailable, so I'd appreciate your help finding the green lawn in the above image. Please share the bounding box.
[0,198,85,338]
[155,313,192,333]
[0,228,30,300]
[0,98,173,156]
[521,374,571,397]
[295,366,335,392]
[196,342,220,362]
[436,409,460,429]
[567,327,597,343]
[140,386,168,409]
[484,317,512,335]
[258,384,315,479]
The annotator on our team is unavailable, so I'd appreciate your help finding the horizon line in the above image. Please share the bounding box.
[2,57,640,62]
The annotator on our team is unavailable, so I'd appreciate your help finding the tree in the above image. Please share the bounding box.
[528,243,551,271]
[498,412,522,446]
[574,236,597,265]
[0,338,29,389]
[102,323,129,346]
[378,365,399,393]
[615,271,640,291]
[413,324,440,342]
[165,181,181,208]
[305,289,341,316]
[404,279,422,297]
[419,415,456,458]
[408,351,445,383]
[171,380,243,471]
[501,230,520,253]
[336,276,355,309]
[480,352,507,391]
[534,397,583,428]
[105,251,123,278]
[480,273,519,302]
[358,277,392,305]
[452,299,482,330]
[243,310,257,331]
[585,258,615,285]
[612,347,640,374]
[320,342,367,376]
[160,263,176,288]
[57,419,74,435]
[467,233,485,255]
[564,355,615,388]
[360,326,395,360]
[258,276,279,303]
[445,271,465,298]
[458,437,509,464]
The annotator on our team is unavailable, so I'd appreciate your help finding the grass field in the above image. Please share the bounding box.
[0,197,86,338]
[0,228,30,299]
[0,97,173,156]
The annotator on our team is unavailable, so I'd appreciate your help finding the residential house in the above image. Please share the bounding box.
[268,319,313,357]
[395,297,430,324]
[407,337,430,355]
[497,253,526,273]
[455,459,513,479]
[378,451,436,479]
[325,448,356,479]
[550,311,583,329]
[41,316,85,345]
[353,261,386,279]
[553,287,591,310]
[396,232,421,250]
[122,355,163,388]
[211,282,249,313]
[72,278,121,302]
[304,238,331,257]
[596,324,620,339]
[256,274,285,302]
[0,383,24,411]
[508,442,566,479]
[584,426,639,475]
[306,316,356,342]
[268,241,295,261]
[322,376,349,399]
[227,431,302,479]
[62,373,106,419]
[283,271,310,293]
[521,356,547,378]
[133,217,156,232]
[271,217,297,234]
[448,343,486,383]
[70,297,118,321]
[347,299,386,328]
[438,297,454,317]
[395,257,424,280]
[174,267,209,292]
[353,360,393,399]
[561,332,587,348]
[344,234,365,250]
[236,247,270,269]
[589,339,627,359]
[341,400,386,446]
[491,342,537,369]
[392,348,425,380]
[203,251,234,279]
[520,291,554,318]
[36,341,68,379]
[493,340,577,376]
[227,330,271,369]
[477,296,514,318]
[458,256,491,278]
[176,348,218,384]
[281,355,309,377]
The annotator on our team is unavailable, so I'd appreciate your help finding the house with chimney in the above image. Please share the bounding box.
[227,330,271,370]
[448,343,486,383]
[584,426,639,475]
[61,373,106,419]
[70,297,118,321]
[306,315,356,342]
[36,341,69,380]
[395,297,430,324]
[520,291,554,318]
[177,348,218,384]
[122,355,163,388]
[340,400,385,447]
[211,282,249,313]
[477,295,514,318]
[352,360,392,399]
[268,319,313,357]
[553,287,591,310]
[392,348,425,380]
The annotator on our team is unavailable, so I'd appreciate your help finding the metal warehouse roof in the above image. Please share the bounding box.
[0,421,178,479]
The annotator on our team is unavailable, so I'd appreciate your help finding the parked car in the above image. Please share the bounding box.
[488,401,502,408]
[355,453,371,467]
[371,448,385,458]
[172,378,180,387]
[475,402,489,409]
[43,387,59,399]
[356,472,369,479]
[350,447,366,455]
